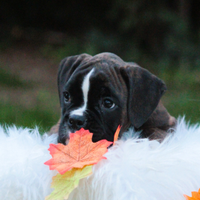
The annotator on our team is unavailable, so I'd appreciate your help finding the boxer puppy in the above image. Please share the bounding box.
[55,53,176,144]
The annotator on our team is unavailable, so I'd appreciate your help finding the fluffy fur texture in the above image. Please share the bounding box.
[1,118,200,200]
[0,126,57,200]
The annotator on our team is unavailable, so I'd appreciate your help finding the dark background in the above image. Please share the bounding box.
[0,0,200,132]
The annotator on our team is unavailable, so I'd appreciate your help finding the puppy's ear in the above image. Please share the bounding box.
[57,54,91,105]
[120,63,167,129]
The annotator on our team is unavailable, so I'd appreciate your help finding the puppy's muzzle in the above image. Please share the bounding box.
[68,115,86,130]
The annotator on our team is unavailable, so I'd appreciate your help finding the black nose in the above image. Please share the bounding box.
[68,115,86,130]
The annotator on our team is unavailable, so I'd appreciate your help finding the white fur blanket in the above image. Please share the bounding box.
[0,118,200,200]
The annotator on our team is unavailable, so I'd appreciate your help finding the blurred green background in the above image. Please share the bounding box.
[0,0,200,132]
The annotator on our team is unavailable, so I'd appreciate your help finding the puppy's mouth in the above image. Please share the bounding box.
[58,125,71,145]
[65,138,70,145]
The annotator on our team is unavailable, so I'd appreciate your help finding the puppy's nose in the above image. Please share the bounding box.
[68,115,86,130]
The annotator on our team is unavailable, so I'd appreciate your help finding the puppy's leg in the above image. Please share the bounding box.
[139,101,177,141]
[49,119,60,135]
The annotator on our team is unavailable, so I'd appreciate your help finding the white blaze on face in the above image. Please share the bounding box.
[70,68,94,116]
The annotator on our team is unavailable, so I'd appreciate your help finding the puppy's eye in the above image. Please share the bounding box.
[63,91,70,102]
[102,98,115,109]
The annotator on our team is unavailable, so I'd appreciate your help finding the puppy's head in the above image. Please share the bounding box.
[57,53,167,144]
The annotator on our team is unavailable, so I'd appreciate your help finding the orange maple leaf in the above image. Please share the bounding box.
[113,126,121,145]
[185,189,200,200]
[45,128,112,174]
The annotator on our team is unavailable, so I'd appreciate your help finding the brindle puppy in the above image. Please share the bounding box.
[50,53,176,144]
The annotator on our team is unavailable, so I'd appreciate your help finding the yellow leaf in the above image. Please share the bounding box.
[46,165,92,200]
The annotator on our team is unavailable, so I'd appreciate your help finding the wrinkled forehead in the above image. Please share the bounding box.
[67,67,126,104]
[89,67,126,100]
[63,53,129,97]
[69,59,124,86]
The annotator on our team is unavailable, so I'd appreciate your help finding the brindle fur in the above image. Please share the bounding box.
[50,53,176,142]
